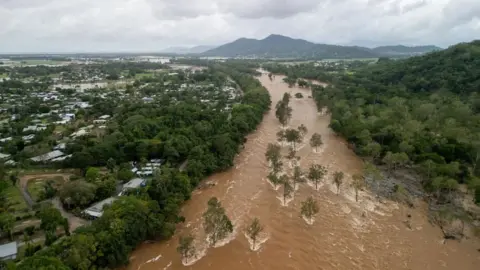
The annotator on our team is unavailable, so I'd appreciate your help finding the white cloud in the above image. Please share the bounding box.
[0,0,478,52]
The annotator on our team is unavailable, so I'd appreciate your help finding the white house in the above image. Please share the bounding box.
[83,197,117,218]
[0,242,17,261]
[31,150,65,162]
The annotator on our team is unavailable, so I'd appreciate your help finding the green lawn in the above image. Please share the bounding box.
[320,58,378,62]
[11,60,68,66]
[5,184,29,213]
[135,72,154,79]
[26,176,65,202]
[0,73,7,78]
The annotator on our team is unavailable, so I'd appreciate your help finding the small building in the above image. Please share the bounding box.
[83,197,117,218]
[31,150,65,162]
[0,137,12,143]
[123,178,146,190]
[0,153,11,160]
[119,178,146,195]
[0,242,17,261]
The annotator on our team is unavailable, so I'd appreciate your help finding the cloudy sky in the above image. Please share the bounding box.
[0,0,479,53]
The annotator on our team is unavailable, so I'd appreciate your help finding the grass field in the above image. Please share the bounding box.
[135,72,154,79]
[0,73,7,78]
[9,60,69,66]
[26,176,65,202]
[5,184,29,212]
[320,58,378,62]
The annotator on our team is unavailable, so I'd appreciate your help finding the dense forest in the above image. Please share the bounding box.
[264,41,480,204]
[13,63,271,269]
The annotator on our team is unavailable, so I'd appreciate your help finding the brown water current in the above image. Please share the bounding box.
[125,73,480,270]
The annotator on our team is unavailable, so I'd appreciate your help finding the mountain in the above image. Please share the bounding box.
[202,34,440,59]
[161,45,216,54]
[202,34,377,59]
[372,45,442,56]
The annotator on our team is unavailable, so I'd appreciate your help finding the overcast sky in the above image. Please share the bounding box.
[0,0,479,53]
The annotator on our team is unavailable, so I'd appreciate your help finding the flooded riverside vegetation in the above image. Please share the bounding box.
[126,72,480,270]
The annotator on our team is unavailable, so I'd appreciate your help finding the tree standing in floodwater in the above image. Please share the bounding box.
[298,124,308,140]
[275,103,291,127]
[245,217,264,250]
[177,234,196,264]
[333,171,344,195]
[292,166,305,190]
[203,197,233,246]
[309,133,323,152]
[308,164,327,190]
[280,174,293,205]
[351,174,364,202]
[265,143,283,174]
[301,196,319,224]
[285,128,302,151]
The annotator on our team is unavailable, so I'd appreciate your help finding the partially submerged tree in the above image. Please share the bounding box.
[275,100,292,127]
[301,196,319,224]
[203,197,233,246]
[267,172,281,190]
[285,128,302,150]
[265,143,282,170]
[292,166,305,190]
[308,164,327,190]
[280,175,293,205]
[245,217,264,250]
[309,133,323,152]
[285,147,298,167]
[333,171,344,195]
[350,174,364,202]
[276,130,286,144]
[177,234,196,264]
[298,124,308,139]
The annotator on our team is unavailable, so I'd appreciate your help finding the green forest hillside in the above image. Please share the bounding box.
[326,40,480,201]
[265,40,480,204]
[365,40,480,94]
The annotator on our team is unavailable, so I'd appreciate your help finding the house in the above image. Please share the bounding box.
[118,178,146,195]
[31,150,65,162]
[51,154,72,162]
[83,197,117,218]
[93,119,106,124]
[0,242,17,261]
[22,134,35,142]
[136,170,153,177]
[53,143,66,150]
[4,160,16,166]
[0,137,12,143]
[0,153,11,160]
[22,125,47,133]
[71,128,89,137]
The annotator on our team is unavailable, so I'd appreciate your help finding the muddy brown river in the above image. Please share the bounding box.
[125,73,480,270]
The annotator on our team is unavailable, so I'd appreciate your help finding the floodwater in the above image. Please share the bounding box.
[125,73,480,270]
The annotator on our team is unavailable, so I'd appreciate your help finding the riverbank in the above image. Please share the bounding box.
[125,72,480,270]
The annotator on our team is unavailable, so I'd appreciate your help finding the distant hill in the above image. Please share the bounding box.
[161,45,216,54]
[202,34,441,59]
[362,40,480,94]
[372,45,442,56]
